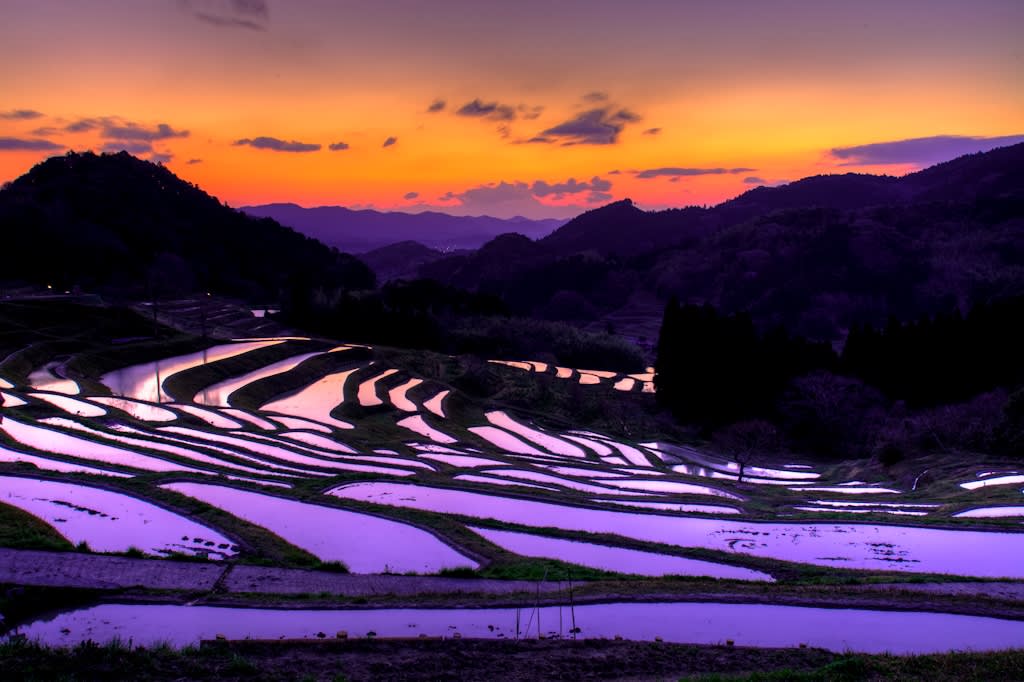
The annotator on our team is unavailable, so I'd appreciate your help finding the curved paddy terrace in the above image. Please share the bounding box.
[2,332,1024,663]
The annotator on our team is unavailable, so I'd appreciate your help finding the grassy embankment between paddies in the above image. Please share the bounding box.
[0,637,1022,681]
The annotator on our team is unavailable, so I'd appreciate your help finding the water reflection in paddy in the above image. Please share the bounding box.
[161,482,477,573]
[88,397,177,422]
[398,415,457,444]
[101,340,283,403]
[423,389,450,418]
[193,350,330,407]
[470,526,773,580]
[1,417,208,475]
[261,368,359,431]
[28,393,106,417]
[486,412,585,458]
[388,378,422,412]
[0,444,131,478]
[18,602,1024,654]
[329,482,1024,578]
[0,476,235,557]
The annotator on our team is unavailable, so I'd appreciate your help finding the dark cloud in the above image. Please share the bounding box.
[404,191,419,200]
[743,176,766,185]
[519,136,554,144]
[442,176,615,219]
[102,122,189,141]
[643,127,662,136]
[180,0,269,30]
[31,127,59,136]
[427,99,446,113]
[0,109,44,120]
[328,141,350,151]
[530,176,612,198]
[582,92,609,103]
[829,134,1024,166]
[635,167,755,179]
[0,137,63,152]
[101,141,154,155]
[150,152,173,164]
[187,158,203,164]
[234,136,321,152]
[65,118,100,133]
[456,99,517,121]
[540,107,642,145]
[607,169,621,175]
[382,136,398,148]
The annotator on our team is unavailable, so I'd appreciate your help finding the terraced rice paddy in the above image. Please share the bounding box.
[489,360,656,393]
[2,331,1024,651]
[0,476,235,557]
[19,602,1024,653]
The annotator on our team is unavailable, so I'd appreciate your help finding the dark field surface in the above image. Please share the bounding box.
[3,638,1024,681]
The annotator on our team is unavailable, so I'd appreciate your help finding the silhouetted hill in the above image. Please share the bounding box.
[241,203,565,253]
[360,240,465,282]
[420,142,1024,340]
[0,152,374,299]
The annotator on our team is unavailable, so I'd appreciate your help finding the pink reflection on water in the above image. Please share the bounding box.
[485,411,585,458]
[470,526,773,580]
[261,367,358,431]
[101,341,283,403]
[21,602,1024,653]
[0,444,131,478]
[162,482,477,573]
[330,482,1024,578]
[0,475,235,557]
[1,417,208,475]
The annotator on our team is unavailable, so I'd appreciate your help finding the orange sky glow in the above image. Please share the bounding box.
[2,0,1021,218]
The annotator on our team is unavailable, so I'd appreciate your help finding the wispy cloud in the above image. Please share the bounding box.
[582,91,609,103]
[531,176,612,198]
[539,108,642,145]
[830,134,1024,166]
[187,158,203,164]
[328,141,350,151]
[180,0,269,31]
[743,176,766,185]
[0,137,63,152]
[456,99,517,121]
[439,175,615,218]
[234,136,321,152]
[102,122,189,141]
[635,167,755,179]
[0,109,44,120]
[404,191,419,200]
[382,136,398,148]
[427,99,446,113]
[643,127,661,136]
[101,141,154,155]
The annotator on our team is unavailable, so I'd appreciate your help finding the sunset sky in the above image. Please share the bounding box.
[1,0,1021,219]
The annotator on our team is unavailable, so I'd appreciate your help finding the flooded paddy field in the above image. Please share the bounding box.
[14,602,1024,654]
[1,329,1023,665]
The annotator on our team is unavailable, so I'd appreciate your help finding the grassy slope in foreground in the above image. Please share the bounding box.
[0,639,1023,681]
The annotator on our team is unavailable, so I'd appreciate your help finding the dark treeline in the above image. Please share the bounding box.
[281,278,646,371]
[283,278,507,350]
[654,299,834,428]
[655,295,1024,436]
[842,297,1024,407]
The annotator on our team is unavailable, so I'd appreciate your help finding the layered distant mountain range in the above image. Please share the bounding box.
[416,142,1024,340]
[1,143,1021,346]
[240,203,566,253]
